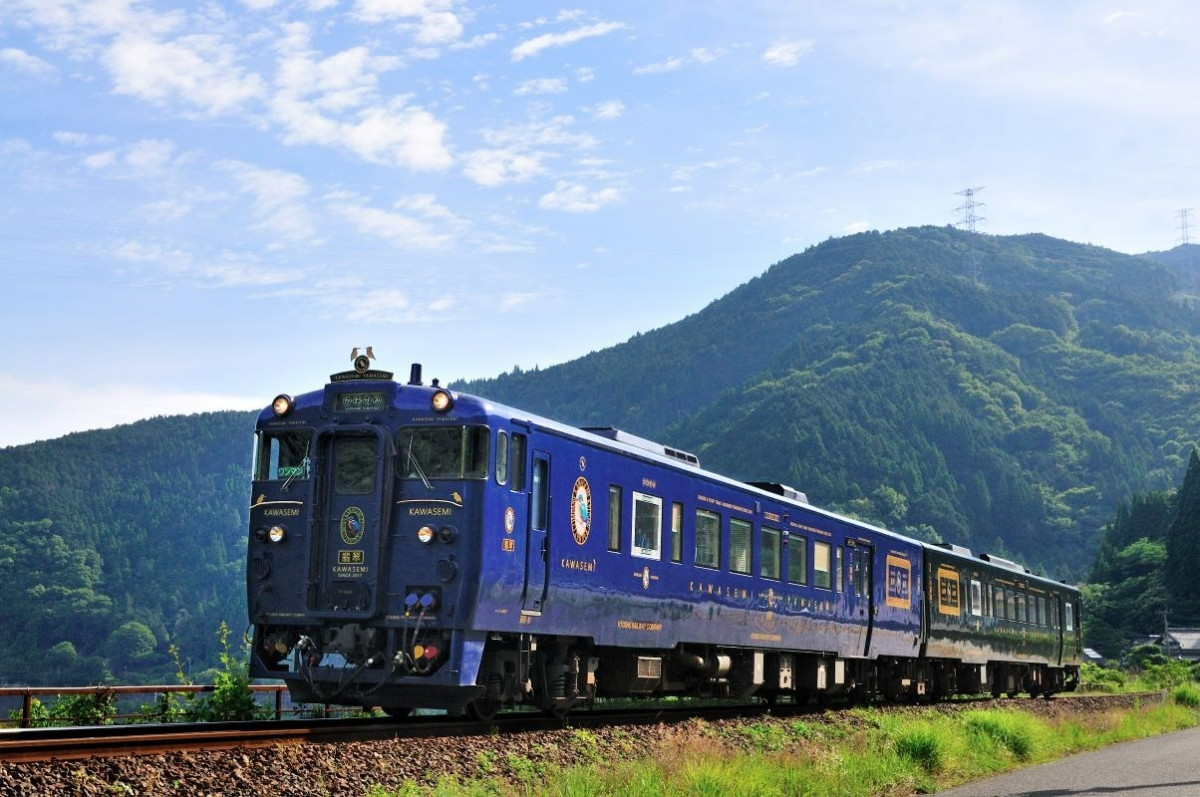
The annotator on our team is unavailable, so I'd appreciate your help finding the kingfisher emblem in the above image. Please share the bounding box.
[340,506,366,545]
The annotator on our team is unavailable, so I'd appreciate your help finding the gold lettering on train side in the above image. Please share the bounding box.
[763,511,781,523]
[502,538,516,552]
[616,620,663,632]
[886,554,913,610]
[409,507,454,516]
[263,507,301,516]
[750,632,782,642]
[561,558,598,572]
[937,564,962,616]
[697,494,754,515]
[642,477,657,489]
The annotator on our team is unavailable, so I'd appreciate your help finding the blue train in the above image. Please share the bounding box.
[247,356,1082,717]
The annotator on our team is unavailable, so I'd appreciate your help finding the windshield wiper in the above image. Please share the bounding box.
[405,436,434,491]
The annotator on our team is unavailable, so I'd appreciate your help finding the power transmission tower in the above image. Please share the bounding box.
[1178,208,1194,246]
[955,187,986,281]
[955,187,987,233]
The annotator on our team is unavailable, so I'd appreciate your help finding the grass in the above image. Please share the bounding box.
[364,693,1200,797]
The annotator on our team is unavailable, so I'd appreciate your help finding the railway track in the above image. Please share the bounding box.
[0,692,1075,763]
[0,702,787,762]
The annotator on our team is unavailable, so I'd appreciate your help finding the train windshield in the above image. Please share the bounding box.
[255,430,312,481]
[398,425,489,480]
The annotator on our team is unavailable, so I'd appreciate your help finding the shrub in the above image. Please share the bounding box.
[1172,684,1200,708]
[965,710,1037,761]
[893,725,946,773]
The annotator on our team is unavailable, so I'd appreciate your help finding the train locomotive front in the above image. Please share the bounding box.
[247,358,491,713]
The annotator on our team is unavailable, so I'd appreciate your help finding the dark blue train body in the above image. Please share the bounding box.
[247,359,1081,717]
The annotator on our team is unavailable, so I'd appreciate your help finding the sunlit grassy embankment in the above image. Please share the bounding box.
[366,686,1200,797]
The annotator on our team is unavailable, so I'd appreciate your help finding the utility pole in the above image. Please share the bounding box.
[955,187,986,281]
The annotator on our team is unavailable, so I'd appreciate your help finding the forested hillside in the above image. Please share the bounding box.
[0,413,255,686]
[463,227,1200,580]
[4,226,1199,685]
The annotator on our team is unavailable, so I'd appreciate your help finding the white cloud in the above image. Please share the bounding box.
[538,181,621,212]
[514,78,568,95]
[0,47,56,78]
[450,32,499,51]
[575,66,595,82]
[511,21,625,62]
[270,26,452,170]
[462,148,545,186]
[221,160,320,244]
[0,373,264,448]
[592,99,624,120]
[52,131,114,147]
[762,39,815,67]
[352,0,464,44]
[104,33,267,116]
[633,57,683,75]
[327,191,466,250]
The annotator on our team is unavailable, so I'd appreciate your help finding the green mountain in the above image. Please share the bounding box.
[3,225,1198,685]
[462,227,1200,580]
[0,412,254,686]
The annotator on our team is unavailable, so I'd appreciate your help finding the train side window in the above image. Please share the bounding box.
[608,486,622,552]
[1065,601,1075,632]
[760,526,781,580]
[835,546,844,593]
[788,535,808,585]
[993,585,1006,620]
[730,518,752,575]
[1037,596,1047,626]
[813,541,832,589]
[631,492,662,560]
[970,580,983,617]
[531,458,548,531]
[670,502,683,563]
[495,431,509,486]
[695,509,720,569]
[1006,590,1017,622]
[510,433,527,491]
[256,430,311,481]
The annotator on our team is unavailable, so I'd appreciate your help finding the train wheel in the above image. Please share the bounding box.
[543,699,573,719]
[468,698,501,722]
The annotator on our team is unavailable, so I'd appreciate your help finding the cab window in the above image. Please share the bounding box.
[255,430,312,481]
[334,438,375,494]
[398,426,489,480]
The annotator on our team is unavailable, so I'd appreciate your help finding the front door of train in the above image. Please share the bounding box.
[308,428,392,618]
[845,541,875,656]
[522,451,551,614]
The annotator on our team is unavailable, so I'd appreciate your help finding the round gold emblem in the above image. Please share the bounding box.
[570,476,592,546]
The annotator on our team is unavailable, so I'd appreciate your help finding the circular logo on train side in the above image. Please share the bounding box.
[340,506,366,545]
[570,476,592,546]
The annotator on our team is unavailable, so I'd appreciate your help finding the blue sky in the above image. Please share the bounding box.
[1,1,1197,447]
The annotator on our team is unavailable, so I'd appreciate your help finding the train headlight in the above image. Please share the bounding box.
[417,525,436,544]
[430,390,453,413]
[268,525,287,543]
[272,394,294,417]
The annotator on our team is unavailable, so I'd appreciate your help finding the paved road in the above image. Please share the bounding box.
[936,726,1200,796]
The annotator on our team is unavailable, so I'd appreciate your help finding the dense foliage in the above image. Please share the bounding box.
[0,412,254,685]
[3,228,1199,685]
[464,227,1200,580]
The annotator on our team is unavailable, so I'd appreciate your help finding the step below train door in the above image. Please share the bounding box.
[521,451,551,615]
[309,428,392,618]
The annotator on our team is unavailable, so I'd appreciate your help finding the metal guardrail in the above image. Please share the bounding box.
[0,684,343,728]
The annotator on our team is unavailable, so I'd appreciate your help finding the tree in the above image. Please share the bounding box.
[1166,449,1200,624]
